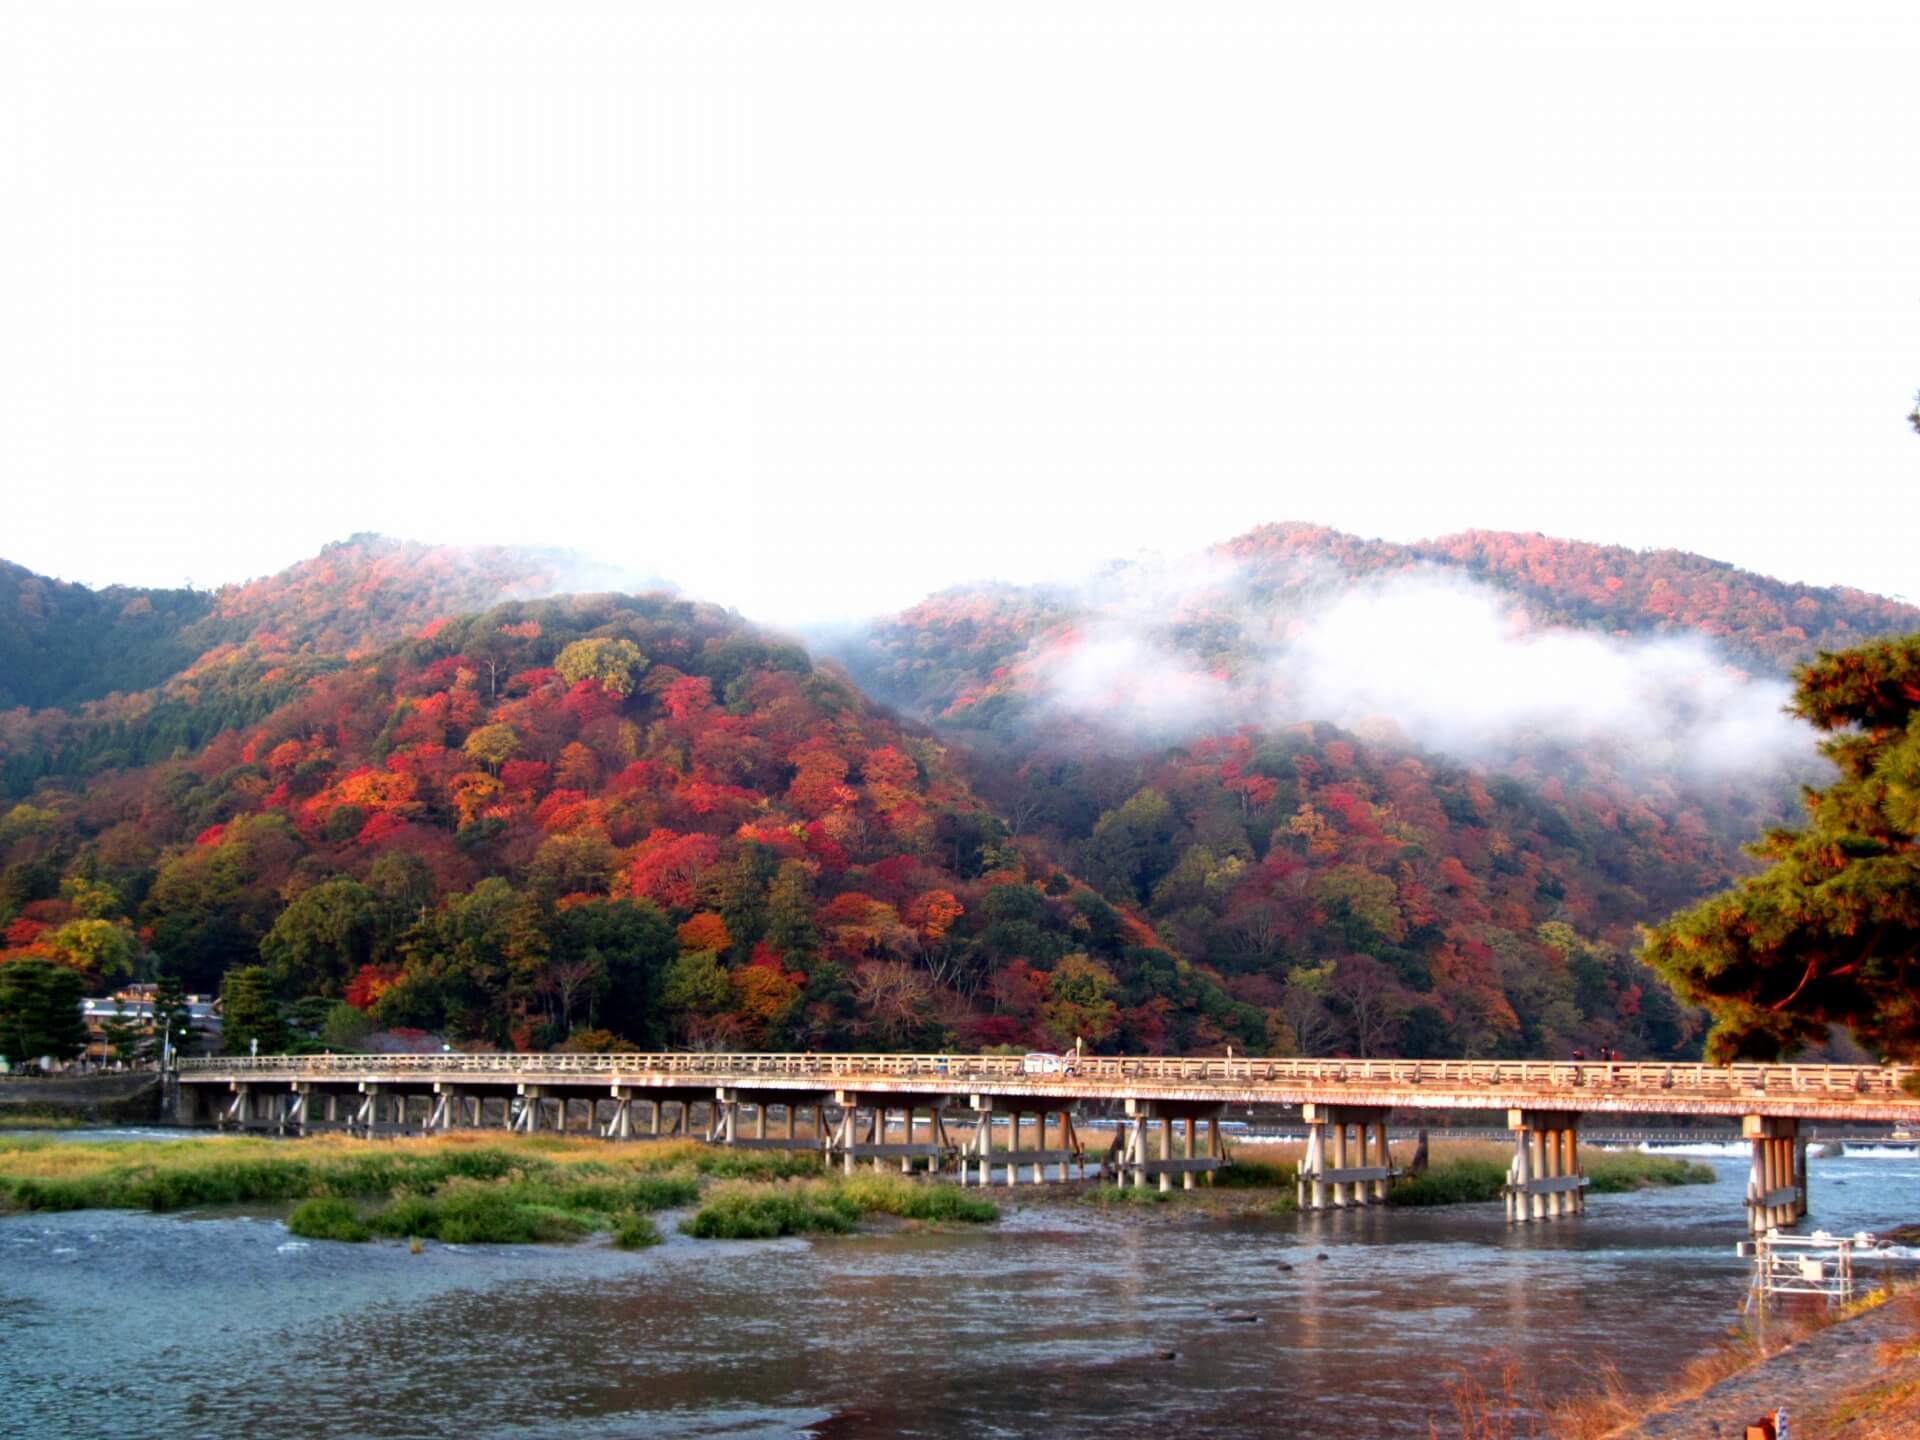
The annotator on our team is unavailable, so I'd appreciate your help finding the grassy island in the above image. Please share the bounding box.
[1080,1140,1714,1211]
[0,1133,998,1247]
[0,1132,1713,1243]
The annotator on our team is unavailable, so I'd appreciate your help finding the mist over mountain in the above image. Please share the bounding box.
[1,523,1912,1062]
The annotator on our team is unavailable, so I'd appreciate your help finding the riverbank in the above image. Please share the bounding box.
[1588,1285,1920,1438]
[0,1074,159,1127]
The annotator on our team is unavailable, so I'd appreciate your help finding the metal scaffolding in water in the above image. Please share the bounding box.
[1738,1230,1869,1312]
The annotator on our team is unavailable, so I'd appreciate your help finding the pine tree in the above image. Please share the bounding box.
[149,972,198,1064]
[219,966,288,1056]
[1644,632,1920,1061]
[101,998,143,1066]
[0,960,89,1065]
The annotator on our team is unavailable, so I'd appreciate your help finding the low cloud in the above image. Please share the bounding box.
[1031,560,1814,779]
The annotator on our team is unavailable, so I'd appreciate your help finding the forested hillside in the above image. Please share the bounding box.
[0,534,650,715]
[0,592,1239,1054]
[839,523,1920,1062]
[0,560,216,711]
[2,526,1911,1062]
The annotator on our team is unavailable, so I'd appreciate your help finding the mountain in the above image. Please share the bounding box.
[0,560,217,711]
[0,534,664,712]
[0,589,1225,1054]
[2,524,1912,1062]
[833,523,1920,1061]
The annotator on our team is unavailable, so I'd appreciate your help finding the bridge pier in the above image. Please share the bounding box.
[827,1091,954,1174]
[1743,1115,1808,1232]
[1120,1098,1224,1191]
[1297,1103,1397,1210]
[1505,1109,1587,1223]
[956,1097,1083,1185]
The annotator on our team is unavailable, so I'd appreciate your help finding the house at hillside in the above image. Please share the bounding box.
[81,984,222,1065]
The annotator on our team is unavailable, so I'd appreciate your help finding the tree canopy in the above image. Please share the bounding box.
[1644,633,1920,1061]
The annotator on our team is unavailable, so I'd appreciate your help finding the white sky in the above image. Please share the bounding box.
[4,2,1917,627]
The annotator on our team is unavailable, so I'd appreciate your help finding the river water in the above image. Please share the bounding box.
[3,1138,1915,1439]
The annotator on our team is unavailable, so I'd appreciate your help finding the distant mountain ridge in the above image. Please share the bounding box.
[1,522,1912,1063]
[0,534,672,712]
[844,522,1919,727]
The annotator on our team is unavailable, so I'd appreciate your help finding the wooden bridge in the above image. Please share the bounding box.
[174,1052,1920,1232]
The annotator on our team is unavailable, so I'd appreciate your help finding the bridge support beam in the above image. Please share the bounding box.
[958,1098,1084,1186]
[1297,1103,1396,1210]
[1743,1115,1807,1233]
[514,1084,543,1133]
[1505,1109,1587,1223]
[828,1091,954,1175]
[1120,1097,1225,1192]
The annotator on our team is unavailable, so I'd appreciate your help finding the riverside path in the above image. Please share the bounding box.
[176,1052,1920,1233]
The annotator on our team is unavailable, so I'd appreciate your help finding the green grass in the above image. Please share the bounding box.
[0,1110,82,1130]
[366,1184,593,1244]
[1585,1151,1716,1192]
[1388,1157,1511,1207]
[680,1175,999,1238]
[680,1182,861,1239]
[1213,1157,1296,1189]
[1084,1183,1174,1206]
[835,1172,999,1223]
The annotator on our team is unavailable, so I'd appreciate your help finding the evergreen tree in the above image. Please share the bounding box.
[1644,633,1920,1061]
[220,966,288,1056]
[101,997,143,1066]
[764,860,820,959]
[0,960,89,1065]
[149,972,198,1064]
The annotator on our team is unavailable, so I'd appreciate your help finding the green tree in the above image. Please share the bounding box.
[149,972,198,1063]
[45,918,138,982]
[1040,952,1118,1048]
[550,898,676,1047]
[101,998,144,1065]
[260,877,385,996]
[319,1000,373,1052]
[220,965,288,1056]
[1644,633,1920,1061]
[0,960,88,1066]
[659,950,730,1038]
[554,637,647,698]
[1083,788,1177,906]
[764,860,820,958]
[461,723,520,775]
[60,874,121,920]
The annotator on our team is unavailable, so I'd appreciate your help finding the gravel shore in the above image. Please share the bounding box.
[1626,1294,1916,1438]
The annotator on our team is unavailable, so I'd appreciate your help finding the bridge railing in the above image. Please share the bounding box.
[176,1051,1918,1101]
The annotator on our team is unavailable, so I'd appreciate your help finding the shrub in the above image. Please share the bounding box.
[836,1173,998,1223]
[287,1197,370,1243]
[1585,1152,1715,1193]
[1387,1158,1509,1207]
[611,1211,662,1249]
[1214,1157,1296,1189]
[679,1182,860,1239]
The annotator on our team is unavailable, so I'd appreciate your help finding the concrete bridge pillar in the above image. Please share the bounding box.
[1743,1115,1807,1233]
[429,1083,476,1133]
[1297,1104,1396,1211]
[1505,1109,1586,1223]
[605,1085,633,1140]
[1122,1097,1225,1191]
[514,1084,543,1133]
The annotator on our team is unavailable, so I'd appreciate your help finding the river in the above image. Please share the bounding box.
[3,1137,1915,1438]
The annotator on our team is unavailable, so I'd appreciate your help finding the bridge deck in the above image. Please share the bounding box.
[177,1052,1920,1124]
